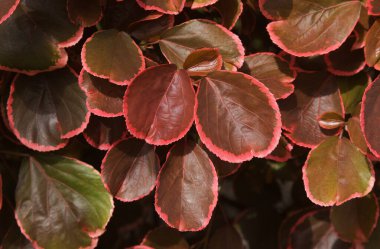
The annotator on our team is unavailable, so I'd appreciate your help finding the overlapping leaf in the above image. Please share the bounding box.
[0,0,19,24]
[124,64,195,145]
[155,140,218,231]
[338,72,369,114]
[279,72,344,148]
[201,144,241,177]
[159,19,245,70]
[196,71,281,163]
[15,154,114,249]
[244,52,296,99]
[186,0,218,9]
[67,0,104,27]
[365,20,380,70]
[7,68,89,151]
[266,0,361,56]
[303,137,375,206]
[101,138,159,202]
[183,48,223,76]
[266,136,293,162]
[367,0,380,15]
[82,29,145,85]
[136,0,186,14]
[213,0,243,30]
[347,104,369,154]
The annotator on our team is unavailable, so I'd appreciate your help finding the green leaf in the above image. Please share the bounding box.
[15,154,114,249]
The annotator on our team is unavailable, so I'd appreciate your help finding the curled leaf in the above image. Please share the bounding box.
[183,48,223,76]
[317,112,345,131]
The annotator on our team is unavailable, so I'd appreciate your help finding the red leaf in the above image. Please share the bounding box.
[136,0,186,14]
[79,69,125,118]
[266,136,293,163]
[101,138,159,202]
[0,0,19,24]
[213,0,243,30]
[124,64,195,146]
[279,72,344,148]
[186,0,218,9]
[195,71,281,163]
[364,20,380,70]
[367,0,380,15]
[183,48,223,77]
[155,139,218,231]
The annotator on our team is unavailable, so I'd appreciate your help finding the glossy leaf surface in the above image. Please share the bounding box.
[155,140,218,231]
[125,64,195,146]
[303,137,375,206]
[159,19,244,70]
[15,154,114,249]
[196,71,281,163]
[7,68,89,151]
[183,48,223,77]
[82,29,145,85]
[244,52,296,99]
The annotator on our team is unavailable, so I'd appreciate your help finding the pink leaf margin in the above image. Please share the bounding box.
[367,0,380,16]
[187,0,218,9]
[0,0,20,24]
[136,0,186,15]
[195,71,282,163]
[324,54,366,77]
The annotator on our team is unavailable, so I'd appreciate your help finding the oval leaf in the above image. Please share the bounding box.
[67,0,104,27]
[213,0,243,30]
[303,136,375,206]
[331,194,379,242]
[136,0,186,14]
[195,71,281,163]
[267,1,361,56]
[0,0,19,24]
[364,20,380,70]
[82,29,145,85]
[155,139,218,231]
[83,115,127,151]
[101,138,159,202]
[141,226,189,249]
[279,72,344,148]
[7,68,90,152]
[361,76,380,157]
[244,52,296,99]
[183,48,223,77]
[15,154,114,249]
[317,112,345,131]
[79,69,125,117]
[159,19,245,70]
[124,64,195,146]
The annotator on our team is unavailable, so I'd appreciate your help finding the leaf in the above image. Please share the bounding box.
[325,36,365,76]
[208,226,244,249]
[317,112,345,131]
[195,71,281,163]
[136,0,186,14]
[367,0,380,15]
[15,154,114,249]
[303,136,375,206]
[366,201,380,249]
[338,72,369,114]
[361,76,380,158]
[244,52,296,99]
[7,68,90,152]
[183,48,223,76]
[101,138,159,202]
[186,0,218,9]
[79,69,125,117]
[0,0,19,24]
[82,29,145,85]
[159,19,245,70]
[67,0,104,27]
[266,136,293,163]
[279,72,344,148]
[155,139,218,231]
[213,0,243,30]
[331,194,379,242]
[83,115,127,151]
[347,104,369,154]
[364,20,380,70]
[124,64,195,146]
[267,0,361,56]
[141,226,190,249]
[289,210,352,249]
[1,223,33,249]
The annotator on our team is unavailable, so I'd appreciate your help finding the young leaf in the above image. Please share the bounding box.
[159,19,245,70]
[7,68,90,152]
[79,69,125,117]
[83,115,127,151]
[279,72,344,148]
[367,0,380,15]
[82,29,145,85]
[141,226,190,249]
[136,0,186,14]
[183,48,223,77]
[213,0,243,30]
[267,0,361,56]
[208,226,244,249]
[303,137,375,206]
[338,72,369,114]
[331,194,379,242]
[364,20,380,70]
[244,52,296,99]
[317,112,345,131]
[101,138,159,202]
[361,76,380,158]
[124,64,195,146]
[15,154,114,249]
[195,71,281,163]
[0,0,19,24]
[186,0,218,9]
[67,0,104,27]
[155,139,218,231]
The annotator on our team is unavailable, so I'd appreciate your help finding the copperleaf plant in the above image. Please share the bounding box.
[0,0,380,248]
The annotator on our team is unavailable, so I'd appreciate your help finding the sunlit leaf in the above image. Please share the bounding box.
[136,0,186,14]
[183,48,223,76]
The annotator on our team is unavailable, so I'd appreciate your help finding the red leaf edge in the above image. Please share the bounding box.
[189,0,218,9]
[58,26,84,48]
[135,0,186,15]
[258,0,277,20]
[83,124,128,151]
[324,54,366,77]
[367,0,380,16]
[212,0,243,30]
[0,0,20,24]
